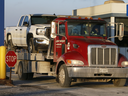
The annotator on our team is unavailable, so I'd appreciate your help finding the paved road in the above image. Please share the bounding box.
[0,71,128,96]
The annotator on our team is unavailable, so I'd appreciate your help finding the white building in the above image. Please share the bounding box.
[72,0,128,59]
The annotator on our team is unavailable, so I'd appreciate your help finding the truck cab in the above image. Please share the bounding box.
[49,16,128,87]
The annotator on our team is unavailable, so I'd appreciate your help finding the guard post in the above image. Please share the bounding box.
[0,0,12,85]
[0,46,6,80]
[0,0,5,79]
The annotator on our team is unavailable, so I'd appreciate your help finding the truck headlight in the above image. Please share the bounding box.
[67,60,84,65]
[121,61,128,67]
[36,28,46,35]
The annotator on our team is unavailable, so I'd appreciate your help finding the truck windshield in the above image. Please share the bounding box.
[31,16,56,25]
[68,21,107,37]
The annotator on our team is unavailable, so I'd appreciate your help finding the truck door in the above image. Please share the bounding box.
[54,23,66,62]
[21,16,29,46]
[13,16,24,46]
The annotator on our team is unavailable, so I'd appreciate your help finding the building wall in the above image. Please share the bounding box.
[73,3,127,17]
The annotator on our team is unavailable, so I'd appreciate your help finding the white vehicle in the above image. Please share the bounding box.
[6,14,57,52]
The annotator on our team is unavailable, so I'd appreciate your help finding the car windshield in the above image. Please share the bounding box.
[31,16,56,25]
[67,21,107,37]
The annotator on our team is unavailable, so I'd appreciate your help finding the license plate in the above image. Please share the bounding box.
[99,68,108,73]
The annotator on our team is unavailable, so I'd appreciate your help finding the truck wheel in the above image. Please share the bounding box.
[58,64,71,87]
[18,61,27,80]
[28,38,36,53]
[7,39,15,51]
[27,73,34,80]
[113,79,126,87]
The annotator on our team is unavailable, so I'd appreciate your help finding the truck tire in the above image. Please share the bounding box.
[28,38,36,53]
[113,79,126,87]
[18,61,27,80]
[58,64,71,87]
[27,73,34,80]
[7,39,15,51]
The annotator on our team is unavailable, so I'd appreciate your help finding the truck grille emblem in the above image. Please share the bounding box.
[101,45,106,48]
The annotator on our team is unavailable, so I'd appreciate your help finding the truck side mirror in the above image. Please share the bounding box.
[51,22,57,38]
[107,22,124,41]
[118,23,124,41]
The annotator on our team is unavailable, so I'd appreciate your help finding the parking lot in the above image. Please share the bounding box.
[0,67,128,96]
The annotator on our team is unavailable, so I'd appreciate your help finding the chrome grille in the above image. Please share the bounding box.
[88,45,118,67]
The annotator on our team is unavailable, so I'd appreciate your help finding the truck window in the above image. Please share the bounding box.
[31,16,56,25]
[67,21,106,37]
[23,16,29,26]
[90,23,106,36]
[18,16,24,26]
[68,22,88,36]
[59,24,65,36]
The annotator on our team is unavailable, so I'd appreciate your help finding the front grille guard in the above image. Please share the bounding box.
[88,45,118,67]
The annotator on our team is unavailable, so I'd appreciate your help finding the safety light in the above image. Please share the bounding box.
[78,17,81,19]
[67,60,84,65]
[85,17,88,19]
[67,60,72,64]
[98,17,101,20]
[90,17,93,20]
[68,16,71,18]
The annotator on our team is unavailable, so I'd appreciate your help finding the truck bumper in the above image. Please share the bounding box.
[34,38,49,50]
[67,67,128,78]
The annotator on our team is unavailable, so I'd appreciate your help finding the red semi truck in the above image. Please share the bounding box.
[14,16,128,87]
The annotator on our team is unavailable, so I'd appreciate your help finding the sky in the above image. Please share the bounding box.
[5,0,128,27]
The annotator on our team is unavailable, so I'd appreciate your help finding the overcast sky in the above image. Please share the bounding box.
[5,0,128,27]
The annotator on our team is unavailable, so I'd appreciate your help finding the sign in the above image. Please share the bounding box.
[6,51,17,67]
[126,5,128,16]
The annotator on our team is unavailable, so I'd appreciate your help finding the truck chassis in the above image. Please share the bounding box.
[13,51,128,87]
